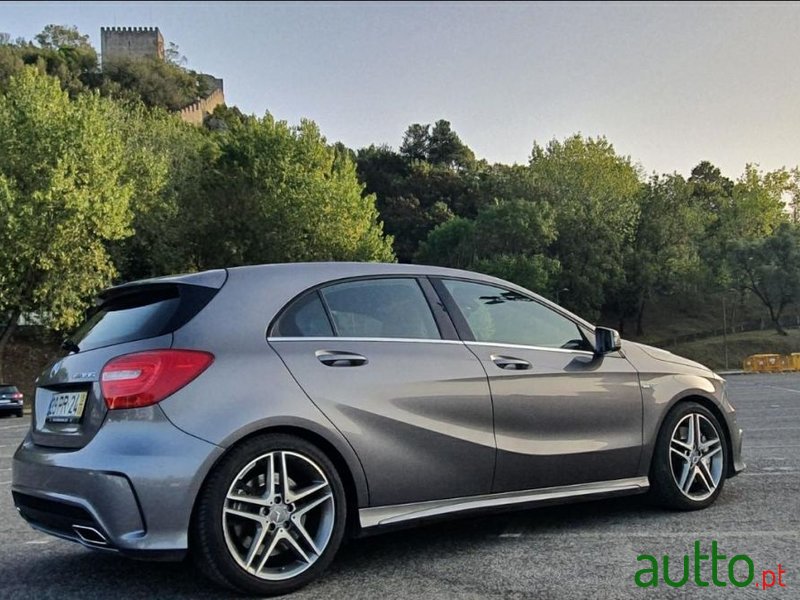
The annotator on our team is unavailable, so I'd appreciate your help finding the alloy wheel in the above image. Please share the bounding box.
[669,412,724,501]
[222,450,335,581]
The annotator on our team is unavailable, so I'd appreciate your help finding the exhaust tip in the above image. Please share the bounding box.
[73,525,108,546]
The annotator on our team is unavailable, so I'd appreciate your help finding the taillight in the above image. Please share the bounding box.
[11,392,22,399]
[101,349,214,410]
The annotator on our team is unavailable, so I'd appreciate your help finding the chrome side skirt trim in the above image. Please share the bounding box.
[359,476,649,529]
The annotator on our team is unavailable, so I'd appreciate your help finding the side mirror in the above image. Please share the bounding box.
[594,327,622,355]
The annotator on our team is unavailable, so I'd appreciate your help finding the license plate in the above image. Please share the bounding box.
[46,391,87,423]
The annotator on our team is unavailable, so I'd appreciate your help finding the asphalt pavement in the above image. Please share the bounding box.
[1,373,797,599]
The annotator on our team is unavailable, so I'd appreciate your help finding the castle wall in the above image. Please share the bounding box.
[178,87,226,126]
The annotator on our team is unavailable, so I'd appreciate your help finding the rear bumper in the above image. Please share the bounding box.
[0,402,23,413]
[12,405,223,559]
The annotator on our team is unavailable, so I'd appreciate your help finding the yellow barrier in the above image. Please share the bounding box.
[743,353,793,373]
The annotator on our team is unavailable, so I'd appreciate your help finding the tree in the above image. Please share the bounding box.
[730,223,800,335]
[195,115,395,268]
[34,25,91,50]
[165,42,187,67]
[427,119,475,169]
[529,135,641,319]
[609,174,704,336]
[417,198,560,293]
[99,57,211,111]
[400,123,429,161]
[0,68,134,378]
[108,104,218,281]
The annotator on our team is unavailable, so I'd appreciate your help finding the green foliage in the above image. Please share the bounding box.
[730,223,800,335]
[417,199,560,293]
[98,57,210,111]
[195,115,394,267]
[108,104,218,281]
[0,68,133,354]
[529,135,641,319]
[399,120,475,169]
[608,174,705,335]
[34,25,92,50]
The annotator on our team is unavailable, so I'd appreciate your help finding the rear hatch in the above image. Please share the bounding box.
[31,270,226,449]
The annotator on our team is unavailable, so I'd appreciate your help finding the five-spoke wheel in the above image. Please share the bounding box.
[650,401,729,510]
[193,434,346,596]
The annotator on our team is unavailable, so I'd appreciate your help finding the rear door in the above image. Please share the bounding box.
[435,278,643,493]
[269,276,495,506]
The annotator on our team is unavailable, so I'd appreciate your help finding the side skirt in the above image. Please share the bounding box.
[359,476,649,529]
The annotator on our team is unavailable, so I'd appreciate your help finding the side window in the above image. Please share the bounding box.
[442,279,589,350]
[320,278,441,340]
[272,292,334,337]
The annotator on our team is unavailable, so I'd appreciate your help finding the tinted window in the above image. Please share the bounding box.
[442,279,589,350]
[321,278,440,339]
[0,385,19,394]
[69,285,216,352]
[272,292,334,337]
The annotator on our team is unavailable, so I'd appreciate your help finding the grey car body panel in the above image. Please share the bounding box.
[12,262,745,558]
[161,266,372,508]
[102,268,228,296]
[622,340,745,476]
[31,333,173,449]
[269,338,495,505]
[463,342,644,492]
[14,404,223,553]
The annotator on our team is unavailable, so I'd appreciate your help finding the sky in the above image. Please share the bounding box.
[4,1,799,178]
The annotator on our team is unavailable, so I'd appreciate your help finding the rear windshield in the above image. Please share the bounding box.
[0,385,19,394]
[68,284,216,352]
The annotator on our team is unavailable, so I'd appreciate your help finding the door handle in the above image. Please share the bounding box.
[491,355,531,370]
[315,350,368,367]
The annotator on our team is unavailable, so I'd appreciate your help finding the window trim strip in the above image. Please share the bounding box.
[267,336,464,345]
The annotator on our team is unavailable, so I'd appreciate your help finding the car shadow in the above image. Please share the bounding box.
[8,495,665,598]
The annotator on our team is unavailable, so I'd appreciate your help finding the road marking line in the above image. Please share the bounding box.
[743,426,800,431]
[25,540,51,545]
[745,444,800,449]
[499,533,522,538]
[0,480,10,485]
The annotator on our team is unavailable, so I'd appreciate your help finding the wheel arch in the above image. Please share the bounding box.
[191,421,369,538]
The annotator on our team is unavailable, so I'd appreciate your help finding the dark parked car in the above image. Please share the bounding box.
[12,263,745,595]
[0,384,24,417]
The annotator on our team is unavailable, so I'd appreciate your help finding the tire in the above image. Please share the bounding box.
[15,409,23,418]
[192,433,347,596]
[649,401,729,510]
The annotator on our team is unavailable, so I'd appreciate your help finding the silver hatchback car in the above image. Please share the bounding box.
[12,263,745,595]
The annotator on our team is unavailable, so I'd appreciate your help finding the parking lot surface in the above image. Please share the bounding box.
[1,373,797,599]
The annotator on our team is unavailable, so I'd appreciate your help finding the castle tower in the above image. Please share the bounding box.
[100,27,164,63]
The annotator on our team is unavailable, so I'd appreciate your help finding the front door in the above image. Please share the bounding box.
[435,278,643,493]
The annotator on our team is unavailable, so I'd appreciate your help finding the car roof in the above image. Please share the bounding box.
[105,262,595,331]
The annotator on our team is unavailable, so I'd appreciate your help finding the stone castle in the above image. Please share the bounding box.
[100,26,225,125]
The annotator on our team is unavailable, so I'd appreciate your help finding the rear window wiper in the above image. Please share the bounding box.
[61,339,80,354]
